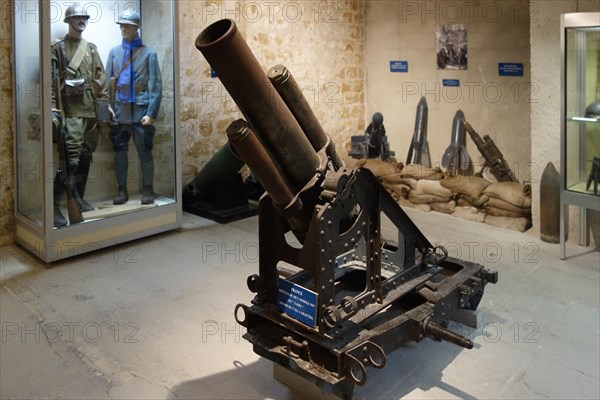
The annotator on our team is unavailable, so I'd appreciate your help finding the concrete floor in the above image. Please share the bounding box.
[1,209,599,399]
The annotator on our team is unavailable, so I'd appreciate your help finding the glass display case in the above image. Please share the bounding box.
[12,0,181,262]
[560,12,600,259]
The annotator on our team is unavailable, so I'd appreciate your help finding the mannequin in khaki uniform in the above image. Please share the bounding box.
[51,5,106,227]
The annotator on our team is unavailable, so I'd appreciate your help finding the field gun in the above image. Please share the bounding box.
[195,19,497,399]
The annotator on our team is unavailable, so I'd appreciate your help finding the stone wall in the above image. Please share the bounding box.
[178,0,365,185]
[1,0,14,246]
[142,0,177,197]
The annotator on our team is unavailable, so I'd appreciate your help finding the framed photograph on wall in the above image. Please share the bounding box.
[436,24,467,70]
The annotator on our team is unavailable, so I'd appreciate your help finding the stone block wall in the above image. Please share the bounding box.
[178,0,365,186]
[143,0,177,197]
[1,1,14,246]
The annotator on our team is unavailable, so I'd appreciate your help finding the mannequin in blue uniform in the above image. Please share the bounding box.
[106,10,162,205]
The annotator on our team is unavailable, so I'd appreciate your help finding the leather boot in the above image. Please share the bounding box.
[113,187,129,205]
[141,185,154,205]
[140,158,154,205]
[113,150,129,205]
[75,195,94,212]
[54,205,68,227]
[53,176,68,227]
[75,153,94,212]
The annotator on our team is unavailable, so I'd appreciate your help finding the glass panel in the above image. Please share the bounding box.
[50,0,176,228]
[14,0,43,225]
[565,26,600,195]
[140,0,176,203]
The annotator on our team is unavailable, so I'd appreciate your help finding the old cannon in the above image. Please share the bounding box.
[195,19,497,399]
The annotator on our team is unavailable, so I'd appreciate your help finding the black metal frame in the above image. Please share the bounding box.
[235,167,497,399]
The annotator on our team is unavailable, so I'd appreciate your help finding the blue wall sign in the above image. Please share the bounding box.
[443,79,460,87]
[390,61,408,73]
[276,279,318,327]
[498,63,524,77]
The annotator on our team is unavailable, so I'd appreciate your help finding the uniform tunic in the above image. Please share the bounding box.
[51,34,106,118]
[51,34,106,168]
[106,44,162,124]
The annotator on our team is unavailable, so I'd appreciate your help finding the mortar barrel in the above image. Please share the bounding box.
[196,19,319,188]
[268,64,343,169]
[184,142,244,198]
[227,120,309,233]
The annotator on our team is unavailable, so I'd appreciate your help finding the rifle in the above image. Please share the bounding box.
[463,120,519,183]
[53,61,84,224]
[586,156,600,195]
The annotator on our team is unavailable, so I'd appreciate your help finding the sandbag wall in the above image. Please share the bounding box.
[351,159,532,232]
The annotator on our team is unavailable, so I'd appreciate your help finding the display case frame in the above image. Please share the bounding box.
[560,12,600,259]
[12,0,181,262]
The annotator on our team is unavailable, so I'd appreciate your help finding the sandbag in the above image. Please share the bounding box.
[486,196,531,216]
[409,191,451,204]
[397,196,432,212]
[484,214,531,232]
[361,159,403,178]
[346,158,366,169]
[485,206,527,218]
[453,206,486,223]
[457,193,490,208]
[456,197,472,208]
[431,200,456,214]
[383,182,411,197]
[440,175,492,198]
[401,164,444,181]
[386,187,401,202]
[414,180,453,199]
[483,182,532,208]
[383,175,418,188]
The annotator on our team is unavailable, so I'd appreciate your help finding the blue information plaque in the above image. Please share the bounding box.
[390,61,408,73]
[498,63,523,77]
[443,79,460,87]
[276,279,318,327]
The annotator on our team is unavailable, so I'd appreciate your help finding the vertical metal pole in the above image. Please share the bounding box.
[575,30,589,247]
[560,200,566,260]
[41,0,52,247]
[559,15,567,259]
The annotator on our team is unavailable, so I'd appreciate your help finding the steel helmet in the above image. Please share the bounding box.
[585,101,600,118]
[117,10,140,27]
[63,4,90,23]
[372,112,384,128]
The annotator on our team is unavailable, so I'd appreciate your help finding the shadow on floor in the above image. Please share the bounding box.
[167,336,483,400]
